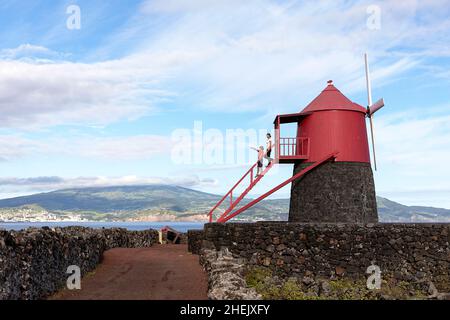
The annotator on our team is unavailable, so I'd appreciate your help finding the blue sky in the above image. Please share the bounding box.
[1,0,450,208]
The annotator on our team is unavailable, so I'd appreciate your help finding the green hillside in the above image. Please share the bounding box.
[0,185,448,222]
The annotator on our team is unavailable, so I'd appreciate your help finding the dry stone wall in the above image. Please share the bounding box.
[189,222,450,291]
[199,247,261,300]
[0,227,158,300]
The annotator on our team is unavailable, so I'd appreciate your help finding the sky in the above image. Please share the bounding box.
[0,0,450,208]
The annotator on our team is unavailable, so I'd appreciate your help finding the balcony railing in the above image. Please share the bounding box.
[277,137,309,160]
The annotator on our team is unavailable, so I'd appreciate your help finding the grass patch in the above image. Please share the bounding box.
[245,267,432,300]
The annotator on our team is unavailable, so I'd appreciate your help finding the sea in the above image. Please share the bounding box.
[0,221,205,233]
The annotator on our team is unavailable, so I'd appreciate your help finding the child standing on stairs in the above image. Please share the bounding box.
[250,146,265,178]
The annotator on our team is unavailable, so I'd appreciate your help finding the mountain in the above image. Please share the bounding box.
[0,185,448,222]
[0,185,288,222]
[0,185,218,212]
[376,197,450,222]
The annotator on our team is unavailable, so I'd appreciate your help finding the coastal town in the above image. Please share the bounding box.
[0,205,85,223]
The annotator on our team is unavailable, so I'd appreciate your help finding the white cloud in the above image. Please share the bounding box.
[0,175,216,189]
[0,44,65,60]
[374,105,450,208]
[131,0,450,113]
[377,110,450,170]
[0,175,217,199]
[0,135,39,161]
[140,0,235,13]
[63,135,172,160]
[0,134,172,161]
[0,51,196,129]
[2,0,449,129]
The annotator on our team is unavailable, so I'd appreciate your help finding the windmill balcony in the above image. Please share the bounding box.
[277,137,310,163]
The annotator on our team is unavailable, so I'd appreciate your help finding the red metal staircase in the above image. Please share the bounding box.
[208,161,274,223]
[209,151,338,223]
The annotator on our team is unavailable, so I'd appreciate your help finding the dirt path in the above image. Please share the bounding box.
[51,244,208,300]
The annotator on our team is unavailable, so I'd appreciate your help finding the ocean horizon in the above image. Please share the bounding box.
[0,221,205,233]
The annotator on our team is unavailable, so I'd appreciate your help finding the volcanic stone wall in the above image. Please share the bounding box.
[187,229,204,253]
[290,162,378,223]
[0,227,158,300]
[189,222,450,291]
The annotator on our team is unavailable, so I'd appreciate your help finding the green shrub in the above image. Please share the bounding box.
[245,267,272,288]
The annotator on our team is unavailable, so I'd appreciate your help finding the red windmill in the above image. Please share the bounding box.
[209,54,385,223]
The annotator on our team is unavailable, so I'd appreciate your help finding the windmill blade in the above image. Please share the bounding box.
[364,53,377,171]
[369,116,377,171]
[364,53,373,106]
[369,98,385,116]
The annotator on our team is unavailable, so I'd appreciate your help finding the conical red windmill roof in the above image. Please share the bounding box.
[300,80,366,114]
